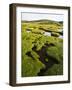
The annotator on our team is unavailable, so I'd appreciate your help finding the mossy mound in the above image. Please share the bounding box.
[51,32,60,37]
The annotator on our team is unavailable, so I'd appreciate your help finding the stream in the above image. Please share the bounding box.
[44,32,63,39]
[27,30,63,39]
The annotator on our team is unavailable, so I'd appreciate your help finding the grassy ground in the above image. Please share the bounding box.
[21,20,63,77]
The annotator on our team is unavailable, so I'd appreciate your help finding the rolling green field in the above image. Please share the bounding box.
[21,19,63,77]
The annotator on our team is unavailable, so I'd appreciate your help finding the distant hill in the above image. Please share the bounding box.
[22,19,63,26]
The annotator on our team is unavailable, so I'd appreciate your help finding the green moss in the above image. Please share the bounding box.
[44,63,63,75]
[21,20,63,77]
[31,51,40,60]
[46,43,63,63]
[22,55,45,77]
[44,42,63,76]
[44,54,63,76]
[45,58,48,62]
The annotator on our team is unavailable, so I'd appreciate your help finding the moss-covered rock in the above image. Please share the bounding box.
[51,32,60,37]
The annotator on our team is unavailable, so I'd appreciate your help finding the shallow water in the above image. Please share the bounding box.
[59,35,63,39]
[27,31,31,33]
[44,32,51,36]
[44,32,63,39]
[26,30,63,39]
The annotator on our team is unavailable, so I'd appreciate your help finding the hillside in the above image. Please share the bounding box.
[22,19,63,25]
[22,19,63,32]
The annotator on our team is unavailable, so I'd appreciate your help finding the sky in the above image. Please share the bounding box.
[21,12,64,21]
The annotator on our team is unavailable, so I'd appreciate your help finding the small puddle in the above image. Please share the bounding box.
[59,35,63,39]
[44,32,51,36]
[27,31,31,33]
